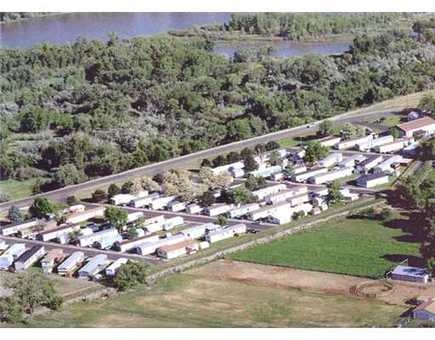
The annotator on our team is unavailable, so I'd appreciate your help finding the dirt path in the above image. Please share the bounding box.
[190,260,435,307]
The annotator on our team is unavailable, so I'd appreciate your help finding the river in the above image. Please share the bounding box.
[0,12,350,57]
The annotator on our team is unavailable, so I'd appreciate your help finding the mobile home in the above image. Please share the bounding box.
[66,206,106,225]
[14,246,46,272]
[228,203,260,218]
[266,186,308,205]
[336,134,373,150]
[205,224,246,243]
[307,167,353,185]
[110,194,137,206]
[180,223,220,239]
[105,258,128,277]
[116,235,160,253]
[162,216,184,231]
[252,184,287,201]
[0,243,26,270]
[317,135,341,148]
[0,219,39,236]
[167,201,186,212]
[78,254,108,280]
[57,251,85,276]
[186,203,202,214]
[356,155,383,173]
[38,224,81,243]
[318,153,343,168]
[78,228,121,248]
[356,173,389,188]
[338,154,366,168]
[149,195,177,210]
[129,193,161,208]
[292,167,328,183]
[375,140,406,153]
[41,249,65,273]
[205,203,234,217]
[373,155,403,174]
[127,211,144,223]
[136,234,187,256]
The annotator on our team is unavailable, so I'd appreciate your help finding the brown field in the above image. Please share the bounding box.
[27,260,415,327]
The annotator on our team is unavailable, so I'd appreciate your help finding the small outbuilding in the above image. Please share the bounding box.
[391,265,430,284]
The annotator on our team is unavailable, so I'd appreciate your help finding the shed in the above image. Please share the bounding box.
[413,298,435,321]
[391,265,429,283]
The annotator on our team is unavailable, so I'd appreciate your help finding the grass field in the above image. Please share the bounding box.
[231,217,420,279]
[0,179,38,200]
[26,265,405,328]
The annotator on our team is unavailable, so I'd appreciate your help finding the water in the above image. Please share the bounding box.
[0,12,350,57]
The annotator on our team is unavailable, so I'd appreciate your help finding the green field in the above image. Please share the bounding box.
[231,217,420,279]
[0,179,38,200]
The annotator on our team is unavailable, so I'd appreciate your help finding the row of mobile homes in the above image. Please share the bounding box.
[167,201,186,212]
[14,246,46,272]
[0,243,26,270]
[105,258,128,277]
[205,203,234,217]
[336,135,373,150]
[126,211,144,224]
[78,254,108,280]
[186,203,202,214]
[180,223,220,240]
[149,195,177,210]
[129,193,161,208]
[396,116,435,138]
[249,165,282,179]
[307,167,353,185]
[116,235,160,253]
[266,186,308,205]
[268,203,314,224]
[318,153,343,168]
[356,155,383,173]
[205,224,247,243]
[317,135,341,148]
[228,203,260,218]
[41,249,65,273]
[57,251,85,276]
[292,167,328,183]
[66,206,106,225]
[374,140,407,153]
[356,173,389,188]
[136,234,187,256]
[252,184,287,201]
[78,228,121,248]
[162,216,184,231]
[110,194,137,206]
[0,219,39,236]
[338,154,367,168]
[373,155,403,175]
[156,240,198,259]
[212,161,244,176]
[38,224,81,243]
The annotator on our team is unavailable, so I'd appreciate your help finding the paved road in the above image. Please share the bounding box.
[0,109,395,212]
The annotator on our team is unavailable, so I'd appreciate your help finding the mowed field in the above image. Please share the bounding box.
[231,217,420,279]
[27,261,405,328]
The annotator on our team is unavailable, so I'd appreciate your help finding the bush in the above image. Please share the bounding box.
[113,261,150,291]
[91,189,107,203]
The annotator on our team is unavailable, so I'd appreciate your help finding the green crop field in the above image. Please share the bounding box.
[231,217,421,279]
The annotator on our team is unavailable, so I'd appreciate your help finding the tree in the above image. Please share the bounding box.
[254,143,266,155]
[7,205,23,224]
[327,180,343,205]
[29,198,56,218]
[141,176,160,192]
[318,119,335,136]
[113,261,150,291]
[304,141,329,164]
[104,206,128,231]
[339,123,364,140]
[245,174,266,191]
[52,164,87,187]
[108,183,121,198]
[199,167,233,190]
[66,195,78,205]
[201,159,212,167]
[243,153,258,172]
[216,215,228,226]
[199,190,216,206]
[212,155,227,167]
[232,185,255,204]
[121,181,134,193]
[0,271,63,322]
[268,150,282,166]
[226,151,241,163]
[91,189,107,203]
[265,141,280,151]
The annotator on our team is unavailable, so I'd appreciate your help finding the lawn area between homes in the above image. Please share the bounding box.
[0,178,38,200]
[230,217,421,279]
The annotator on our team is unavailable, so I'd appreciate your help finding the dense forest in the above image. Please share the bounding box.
[1,28,435,196]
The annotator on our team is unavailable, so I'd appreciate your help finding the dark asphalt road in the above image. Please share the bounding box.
[0,109,394,212]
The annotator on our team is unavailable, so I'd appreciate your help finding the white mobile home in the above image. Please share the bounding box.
[338,154,367,168]
[0,219,39,236]
[317,135,341,148]
[64,204,86,214]
[38,224,81,243]
[356,155,383,173]
[356,173,389,188]
[0,243,26,269]
[336,134,373,150]
[110,194,137,206]
[116,235,160,253]
[14,245,46,272]
[375,140,406,153]
[0,240,7,251]
[266,186,308,205]
[186,203,202,214]
[136,234,187,256]
[66,206,106,225]
[373,155,403,174]
[292,167,328,183]
[57,251,85,276]
[205,203,234,217]
[205,224,246,243]
[127,211,144,223]
[149,195,177,210]
[41,249,65,273]
[339,188,359,201]
[249,202,292,221]
[287,193,310,207]
[369,135,394,149]
[228,203,260,218]
[105,258,128,277]
[230,167,245,178]
[78,254,108,279]
[307,167,353,185]
[156,240,198,259]
[269,203,313,224]
[211,161,244,176]
[78,228,120,248]
[180,223,220,239]
[129,193,161,208]
[290,164,307,175]
[162,216,184,231]
[252,184,287,201]
[318,153,343,168]
[249,165,282,179]
[167,201,186,212]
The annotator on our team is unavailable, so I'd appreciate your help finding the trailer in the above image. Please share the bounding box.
[149,195,177,210]
[211,161,244,176]
[375,140,406,153]
[0,219,39,236]
[162,216,184,231]
[252,184,287,201]
[116,235,160,253]
[180,223,220,239]
[205,224,246,243]
[373,155,403,174]
[338,154,367,168]
[14,245,46,272]
[167,201,186,212]
[318,153,343,168]
[307,167,353,184]
[78,228,121,248]
[0,243,26,270]
[64,204,86,214]
[41,249,65,274]
[268,203,313,225]
[186,203,202,214]
[336,134,373,150]
[129,193,161,208]
[78,254,108,280]
[105,258,128,277]
[249,165,282,179]
[287,193,310,207]
[110,194,137,206]
[66,206,105,225]
[292,167,328,183]
[127,211,144,223]
[205,203,234,217]
[38,224,81,243]
[265,186,308,205]
[317,135,341,148]
[356,155,383,173]
[0,240,7,251]
[136,234,187,256]
[57,251,85,276]
[228,203,261,218]
[156,240,198,259]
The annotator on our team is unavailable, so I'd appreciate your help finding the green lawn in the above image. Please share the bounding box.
[231,217,420,279]
[0,179,38,200]
[278,137,300,148]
